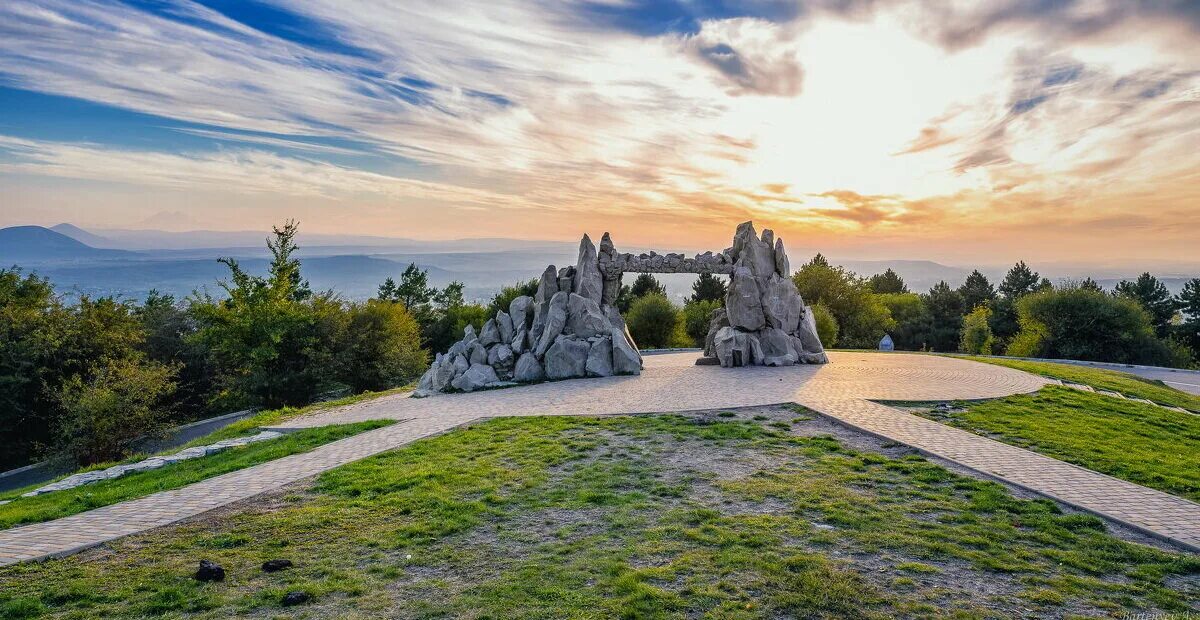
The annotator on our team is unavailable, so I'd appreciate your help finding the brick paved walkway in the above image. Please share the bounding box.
[2,352,1197,566]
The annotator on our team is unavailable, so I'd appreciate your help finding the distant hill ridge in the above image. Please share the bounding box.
[0,226,134,263]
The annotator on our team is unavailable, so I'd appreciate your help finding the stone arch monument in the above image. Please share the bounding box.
[414,221,827,396]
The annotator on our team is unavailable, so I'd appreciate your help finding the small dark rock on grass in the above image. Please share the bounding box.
[262,559,293,572]
[194,559,224,582]
[281,591,311,606]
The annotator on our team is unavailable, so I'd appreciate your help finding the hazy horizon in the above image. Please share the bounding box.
[2,1,1198,265]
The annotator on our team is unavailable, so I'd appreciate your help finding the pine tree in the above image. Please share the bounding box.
[689,272,727,303]
[1115,273,1176,337]
[868,268,907,294]
[922,281,965,352]
[957,270,996,312]
[629,273,666,298]
[999,261,1041,299]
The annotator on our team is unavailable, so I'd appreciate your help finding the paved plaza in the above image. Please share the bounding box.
[1,352,1197,566]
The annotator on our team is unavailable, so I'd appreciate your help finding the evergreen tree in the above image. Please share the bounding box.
[1078,277,1103,292]
[629,273,666,298]
[957,270,996,312]
[806,253,831,268]
[378,263,435,310]
[265,220,311,302]
[999,261,1041,298]
[922,281,964,352]
[868,268,908,294]
[1175,278,1200,353]
[689,272,727,303]
[1114,273,1175,337]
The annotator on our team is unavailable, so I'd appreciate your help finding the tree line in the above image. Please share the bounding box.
[4,221,1197,471]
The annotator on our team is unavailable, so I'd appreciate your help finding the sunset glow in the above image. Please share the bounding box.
[2,0,1198,263]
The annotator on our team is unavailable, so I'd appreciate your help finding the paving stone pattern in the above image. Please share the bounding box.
[2,352,1197,566]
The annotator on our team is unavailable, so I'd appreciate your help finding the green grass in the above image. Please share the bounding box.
[0,420,392,530]
[2,413,1195,618]
[1,386,409,501]
[960,356,1200,411]
[911,386,1200,502]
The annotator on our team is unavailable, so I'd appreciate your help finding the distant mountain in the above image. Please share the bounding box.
[50,223,116,248]
[0,226,134,264]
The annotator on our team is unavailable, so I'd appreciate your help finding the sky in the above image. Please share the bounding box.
[1,0,1198,265]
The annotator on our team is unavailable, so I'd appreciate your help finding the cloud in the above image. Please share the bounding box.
[679,18,805,96]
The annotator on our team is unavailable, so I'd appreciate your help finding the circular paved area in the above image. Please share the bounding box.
[5,351,1198,566]
[283,351,1050,428]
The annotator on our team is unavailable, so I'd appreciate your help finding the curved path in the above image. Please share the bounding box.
[1,352,1197,566]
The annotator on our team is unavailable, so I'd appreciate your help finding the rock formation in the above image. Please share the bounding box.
[701,222,828,367]
[414,220,825,396]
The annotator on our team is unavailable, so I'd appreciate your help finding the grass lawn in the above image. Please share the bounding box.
[906,386,1200,503]
[960,356,1200,411]
[2,408,1196,619]
[0,420,391,530]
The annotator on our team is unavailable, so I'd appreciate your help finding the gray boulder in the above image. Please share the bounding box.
[451,363,500,392]
[557,266,576,294]
[573,234,604,303]
[566,293,611,339]
[469,341,488,366]
[795,308,825,360]
[512,327,528,354]
[479,318,501,346]
[545,336,589,379]
[731,221,756,259]
[759,274,802,332]
[488,344,515,379]
[496,310,514,345]
[513,351,546,382]
[758,327,797,366]
[462,324,478,344]
[725,266,765,331]
[611,327,642,375]
[535,291,569,356]
[713,327,763,367]
[453,353,470,376]
[703,307,730,357]
[586,336,614,377]
[774,237,790,276]
[509,295,533,331]
[739,233,776,278]
[534,265,558,304]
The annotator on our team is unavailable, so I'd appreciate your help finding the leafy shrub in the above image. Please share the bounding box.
[810,304,839,349]
[959,306,994,354]
[1007,286,1173,365]
[626,294,678,349]
[682,299,722,347]
[55,357,176,465]
[338,300,428,392]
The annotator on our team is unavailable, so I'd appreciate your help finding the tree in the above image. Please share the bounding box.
[1114,273,1175,337]
[379,263,435,309]
[792,257,893,348]
[617,273,668,313]
[192,223,343,409]
[877,292,932,350]
[999,261,1041,299]
[682,299,722,347]
[689,272,728,303]
[810,304,839,349]
[265,220,311,302]
[630,273,666,298]
[337,300,428,392]
[991,261,1044,351]
[434,281,465,309]
[626,293,678,349]
[868,269,908,294]
[922,281,964,352]
[1175,278,1200,354]
[55,357,176,465]
[957,270,996,312]
[137,291,214,419]
[489,279,538,316]
[1006,286,1177,365]
[959,306,994,354]
[0,269,69,468]
[1078,277,1103,292]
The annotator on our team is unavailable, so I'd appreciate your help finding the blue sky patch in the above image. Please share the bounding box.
[576,0,799,36]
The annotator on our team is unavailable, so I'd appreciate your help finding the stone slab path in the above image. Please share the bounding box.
[2,352,1198,566]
